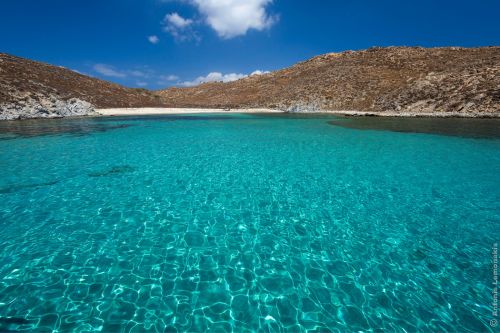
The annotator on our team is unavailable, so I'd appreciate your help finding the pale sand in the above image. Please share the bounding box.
[96,108,283,116]
[96,108,499,118]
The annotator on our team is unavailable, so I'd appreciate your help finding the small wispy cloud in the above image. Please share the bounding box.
[157,74,180,86]
[163,12,198,42]
[148,35,160,44]
[160,74,179,81]
[91,62,183,88]
[166,12,193,28]
[130,70,148,78]
[93,64,127,78]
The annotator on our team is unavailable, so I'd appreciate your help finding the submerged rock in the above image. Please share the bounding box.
[88,165,136,177]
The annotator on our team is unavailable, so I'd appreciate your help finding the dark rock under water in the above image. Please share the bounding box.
[88,165,136,177]
[329,116,500,139]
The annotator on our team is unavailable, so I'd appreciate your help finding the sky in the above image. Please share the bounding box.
[1,0,499,89]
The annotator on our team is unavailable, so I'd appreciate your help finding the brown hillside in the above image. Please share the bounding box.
[0,53,162,108]
[1,47,499,119]
[158,47,500,115]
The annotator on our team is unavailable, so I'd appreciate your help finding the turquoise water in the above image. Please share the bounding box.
[0,114,499,332]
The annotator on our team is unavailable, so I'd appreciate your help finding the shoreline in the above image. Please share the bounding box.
[96,108,283,116]
[319,110,500,118]
[96,108,500,118]
[1,108,498,121]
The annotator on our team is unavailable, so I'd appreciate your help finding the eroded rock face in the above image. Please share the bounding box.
[0,95,96,120]
[285,102,322,113]
[374,66,500,115]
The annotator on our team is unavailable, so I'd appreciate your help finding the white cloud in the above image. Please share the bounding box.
[163,12,198,41]
[160,74,179,81]
[148,35,160,44]
[250,70,270,76]
[180,69,269,87]
[130,70,148,78]
[92,64,172,86]
[91,63,186,87]
[157,74,180,86]
[165,12,193,28]
[93,64,127,78]
[180,72,246,86]
[191,0,277,39]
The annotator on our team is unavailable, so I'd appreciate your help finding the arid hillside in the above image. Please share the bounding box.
[1,47,499,120]
[0,53,162,119]
[158,47,500,115]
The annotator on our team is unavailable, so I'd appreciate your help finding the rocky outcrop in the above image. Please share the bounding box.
[373,66,500,115]
[158,47,500,116]
[0,95,95,120]
[0,53,163,120]
[1,47,499,120]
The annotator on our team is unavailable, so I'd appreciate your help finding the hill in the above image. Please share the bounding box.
[1,47,499,120]
[158,46,500,116]
[0,53,162,120]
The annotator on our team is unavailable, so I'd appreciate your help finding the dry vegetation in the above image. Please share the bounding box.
[158,47,500,115]
[0,53,162,108]
[1,47,499,119]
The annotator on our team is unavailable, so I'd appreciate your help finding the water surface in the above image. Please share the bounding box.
[0,114,498,332]
[329,116,500,139]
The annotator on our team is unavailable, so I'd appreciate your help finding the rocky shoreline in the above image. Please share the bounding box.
[1,47,499,121]
[2,107,499,121]
[284,103,500,118]
[96,107,500,119]
[0,96,96,121]
[297,110,500,118]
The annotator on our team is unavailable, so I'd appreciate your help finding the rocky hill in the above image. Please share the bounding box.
[158,47,500,116]
[0,53,162,120]
[1,47,499,120]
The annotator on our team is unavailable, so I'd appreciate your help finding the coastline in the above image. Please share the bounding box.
[2,107,498,121]
[96,108,283,116]
[319,110,500,118]
[96,108,500,118]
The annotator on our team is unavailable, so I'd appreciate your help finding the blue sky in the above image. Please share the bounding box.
[1,0,499,89]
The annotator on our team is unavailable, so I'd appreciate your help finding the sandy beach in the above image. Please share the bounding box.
[96,108,283,116]
[96,108,500,118]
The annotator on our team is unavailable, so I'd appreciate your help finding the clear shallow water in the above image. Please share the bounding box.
[0,114,499,332]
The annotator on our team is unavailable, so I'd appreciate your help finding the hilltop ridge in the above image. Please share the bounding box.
[1,46,499,120]
[0,53,162,120]
[157,46,500,116]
